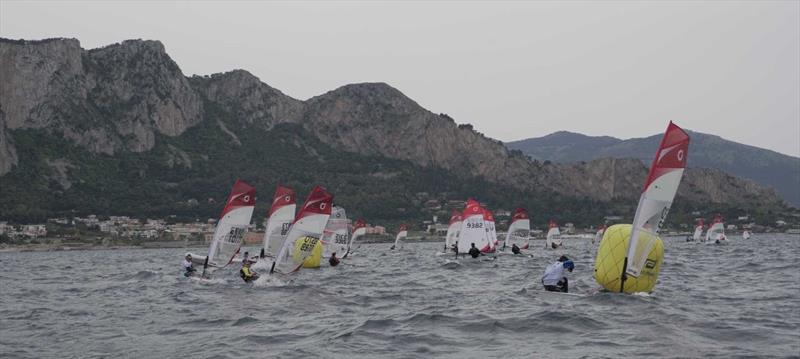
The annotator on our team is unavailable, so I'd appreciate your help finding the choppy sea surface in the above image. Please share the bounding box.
[1,234,799,358]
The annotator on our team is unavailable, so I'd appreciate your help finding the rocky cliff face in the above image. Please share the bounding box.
[0,38,202,156]
[0,37,788,213]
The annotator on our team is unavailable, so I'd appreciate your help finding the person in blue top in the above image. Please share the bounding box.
[542,255,574,293]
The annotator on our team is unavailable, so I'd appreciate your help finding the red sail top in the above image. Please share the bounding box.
[399,224,408,231]
[463,198,483,219]
[697,218,705,227]
[449,210,462,224]
[295,185,333,221]
[220,179,256,218]
[511,208,529,224]
[598,224,606,231]
[354,218,366,230]
[642,121,690,192]
[712,214,723,224]
[548,220,558,229]
[482,208,495,222]
[268,185,295,216]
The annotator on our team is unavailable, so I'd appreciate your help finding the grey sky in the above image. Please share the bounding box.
[2,1,798,157]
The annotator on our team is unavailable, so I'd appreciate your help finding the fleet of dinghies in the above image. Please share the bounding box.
[180,122,748,296]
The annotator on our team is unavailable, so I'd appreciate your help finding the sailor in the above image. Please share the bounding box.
[182,254,196,277]
[329,252,340,267]
[511,243,521,255]
[542,255,574,293]
[390,245,396,250]
[242,251,250,263]
[468,243,481,258]
[240,260,259,283]
[450,242,458,253]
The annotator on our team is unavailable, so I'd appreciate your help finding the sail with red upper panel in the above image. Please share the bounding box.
[693,218,705,242]
[444,210,462,251]
[546,220,562,249]
[457,199,491,254]
[206,179,256,267]
[262,185,296,257]
[705,215,726,243]
[624,121,690,277]
[272,186,333,273]
[393,224,408,249]
[593,224,606,244]
[345,218,367,256]
[483,209,497,252]
[505,208,531,250]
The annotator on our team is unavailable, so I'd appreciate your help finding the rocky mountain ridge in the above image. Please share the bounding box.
[0,38,790,223]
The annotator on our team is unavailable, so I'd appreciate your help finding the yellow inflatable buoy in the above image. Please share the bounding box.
[292,236,323,268]
[594,224,664,293]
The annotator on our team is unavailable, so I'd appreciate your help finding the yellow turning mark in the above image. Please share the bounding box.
[292,236,323,268]
[594,224,664,293]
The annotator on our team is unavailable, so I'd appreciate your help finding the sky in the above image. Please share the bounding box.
[2,1,798,157]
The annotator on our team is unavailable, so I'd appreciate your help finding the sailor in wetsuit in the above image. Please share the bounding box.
[542,255,574,293]
[468,243,481,258]
[182,254,196,277]
[240,260,259,283]
[329,252,340,267]
[511,243,521,255]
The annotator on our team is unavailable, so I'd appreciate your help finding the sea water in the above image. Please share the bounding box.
[1,234,798,358]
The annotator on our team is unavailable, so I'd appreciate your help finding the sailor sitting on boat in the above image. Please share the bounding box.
[511,243,521,255]
[541,255,574,293]
[329,252,340,267]
[240,260,259,283]
[182,254,196,277]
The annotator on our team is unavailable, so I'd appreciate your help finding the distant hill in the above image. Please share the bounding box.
[506,131,800,207]
[0,38,792,227]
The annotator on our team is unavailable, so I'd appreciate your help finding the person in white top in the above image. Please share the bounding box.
[182,254,196,277]
[541,255,574,293]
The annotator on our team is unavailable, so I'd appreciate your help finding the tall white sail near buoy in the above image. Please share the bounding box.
[706,215,726,243]
[505,208,531,250]
[322,206,349,258]
[483,209,497,252]
[344,218,367,257]
[693,218,705,242]
[624,121,690,278]
[444,210,462,251]
[545,220,562,249]
[272,186,333,273]
[457,199,491,253]
[393,224,408,249]
[262,185,296,257]
[203,179,256,269]
[593,224,606,245]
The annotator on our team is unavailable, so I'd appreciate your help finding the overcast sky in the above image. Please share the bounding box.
[2,1,798,157]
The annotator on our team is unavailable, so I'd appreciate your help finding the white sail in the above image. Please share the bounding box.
[624,122,689,277]
[742,230,751,240]
[344,219,367,257]
[706,215,726,243]
[485,209,497,252]
[262,186,296,257]
[444,210,462,251]
[693,219,704,242]
[201,180,256,268]
[546,220,562,249]
[322,206,350,258]
[505,208,530,250]
[593,225,606,245]
[457,199,491,253]
[393,224,408,249]
[272,186,333,273]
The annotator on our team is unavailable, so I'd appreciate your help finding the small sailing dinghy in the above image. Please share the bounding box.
[343,218,366,258]
[188,179,256,277]
[504,208,531,252]
[457,199,492,255]
[545,220,563,249]
[691,218,704,242]
[443,210,462,253]
[261,185,296,258]
[593,224,606,245]
[594,121,690,294]
[391,224,408,250]
[322,206,350,258]
[270,186,333,274]
[742,229,752,240]
[706,215,727,244]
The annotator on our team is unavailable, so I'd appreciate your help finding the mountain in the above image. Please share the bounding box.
[0,38,792,227]
[506,131,800,207]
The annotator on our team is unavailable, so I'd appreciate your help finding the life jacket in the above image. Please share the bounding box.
[240,266,252,279]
